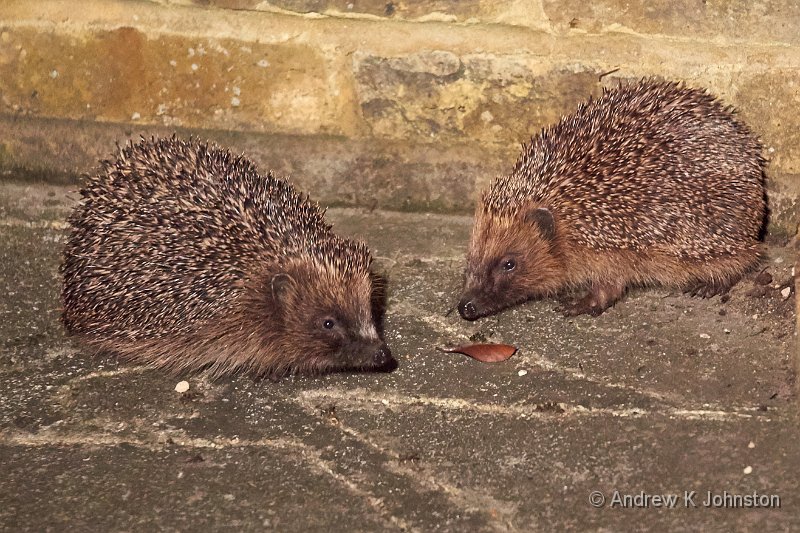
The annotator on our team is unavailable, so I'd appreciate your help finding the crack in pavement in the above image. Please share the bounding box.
[298,388,771,422]
[0,427,412,531]
[292,392,519,533]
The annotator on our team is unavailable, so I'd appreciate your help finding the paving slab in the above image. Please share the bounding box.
[0,181,797,531]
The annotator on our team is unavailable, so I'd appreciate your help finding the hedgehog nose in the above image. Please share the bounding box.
[458,300,479,321]
[372,345,396,371]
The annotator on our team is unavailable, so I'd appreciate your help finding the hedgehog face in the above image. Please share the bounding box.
[270,266,395,374]
[458,206,564,321]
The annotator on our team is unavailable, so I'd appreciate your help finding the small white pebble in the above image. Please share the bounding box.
[169,59,177,67]
[191,63,199,71]
[748,441,755,449]
[131,112,141,120]
[230,97,240,107]
[723,328,731,334]
[743,465,753,475]
[257,59,270,67]
[175,380,190,393]
[49,69,58,79]
[177,471,184,479]
[223,494,235,501]
[517,369,528,377]
[791,266,795,277]
[232,86,241,96]
[381,399,389,406]
[781,287,791,300]
[774,257,784,264]
[699,333,711,339]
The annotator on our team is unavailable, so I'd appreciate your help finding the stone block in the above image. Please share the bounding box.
[202,0,542,25]
[733,69,800,234]
[0,114,511,213]
[353,50,604,146]
[543,0,800,46]
[0,26,348,135]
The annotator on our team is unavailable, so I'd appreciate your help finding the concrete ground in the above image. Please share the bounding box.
[0,180,797,531]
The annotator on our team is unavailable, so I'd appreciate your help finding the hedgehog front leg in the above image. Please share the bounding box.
[562,280,627,317]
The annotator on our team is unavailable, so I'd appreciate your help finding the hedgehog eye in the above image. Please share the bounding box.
[322,319,336,330]
[501,258,516,272]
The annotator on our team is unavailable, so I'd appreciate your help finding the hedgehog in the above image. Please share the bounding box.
[61,137,395,377]
[458,78,767,320]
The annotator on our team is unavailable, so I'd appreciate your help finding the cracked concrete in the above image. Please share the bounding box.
[0,180,797,531]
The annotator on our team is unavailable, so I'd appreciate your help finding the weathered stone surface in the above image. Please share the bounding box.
[544,0,800,46]
[354,51,604,146]
[201,0,541,25]
[0,181,797,530]
[0,0,798,235]
[1,93,797,232]
[733,69,800,234]
[0,27,348,135]
[0,114,510,213]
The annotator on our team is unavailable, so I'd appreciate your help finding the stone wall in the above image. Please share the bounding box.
[0,0,798,233]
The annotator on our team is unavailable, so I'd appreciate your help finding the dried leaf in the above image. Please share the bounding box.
[440,343,518,363]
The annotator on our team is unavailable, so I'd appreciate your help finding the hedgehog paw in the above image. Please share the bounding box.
[560,297,606,317]
[560,282,625,317]
[683,280,734,299]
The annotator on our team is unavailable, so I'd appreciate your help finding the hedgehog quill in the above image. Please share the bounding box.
[61,137,395,377]
[459,79,767,320]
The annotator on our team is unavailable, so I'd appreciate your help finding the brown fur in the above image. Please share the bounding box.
[75,259,383,377]
[459,79,766,319]
[62,137,394,377]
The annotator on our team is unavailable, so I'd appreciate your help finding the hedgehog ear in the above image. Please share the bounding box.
[524,207,556,240]
[271,273,295,304]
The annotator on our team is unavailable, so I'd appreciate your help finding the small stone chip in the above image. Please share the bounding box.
[699,333,711,339]
[518,369,528,377]
[175,380,190,393]
[748,441,756,449]
[743,465,753,475]
[781,286,792,300]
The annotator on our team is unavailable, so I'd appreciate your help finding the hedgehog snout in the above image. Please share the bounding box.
[457,298,480,321]
[371,344,396,372]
